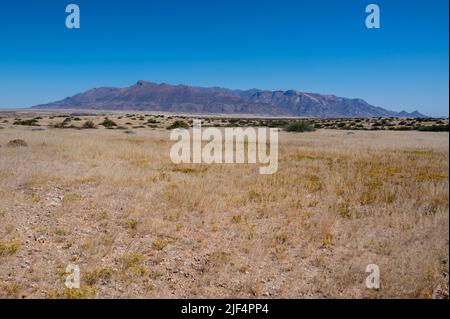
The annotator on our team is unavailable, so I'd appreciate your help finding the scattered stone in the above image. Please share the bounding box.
[34,233,46,243]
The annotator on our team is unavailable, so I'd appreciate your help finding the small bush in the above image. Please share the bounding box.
[82,121,97,129]
[123,219,140,231]
[265,120,289,128]
[285,121,315,132]
[167,120,189,130]
[152,237,169,250]
[390,126,414,131]
[13,119,39,126]
[84,267,113,286]
[7,139,27,147]
[52,121,68,129]
[0,281,20,298]
[100,118,117,128]
[0,240,20,256]
[417,125,449,132]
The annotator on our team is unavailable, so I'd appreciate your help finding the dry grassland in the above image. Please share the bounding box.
[0,115,448,298]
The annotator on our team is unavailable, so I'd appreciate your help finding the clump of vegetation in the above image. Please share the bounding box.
[261,119,289,128]
[0,240,20,256]
[285,120,315,132]
[6,139,28,147]
[52,121,69,128]
[82,120,97,129]
[123,219,140,231]
[63,192,82,202]
[149,270,163,280]
[13,119,39,126]
[47,286,97,299]
[121,252,147,277]
[53,227,68,236]
[0,281,20,298]
[100,118,117,128]
[167,120,189,130]
[84,267,113,286]
[417,125,449,132]
[152,237,169,250]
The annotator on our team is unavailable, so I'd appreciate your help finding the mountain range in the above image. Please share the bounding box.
[32,80,426,118]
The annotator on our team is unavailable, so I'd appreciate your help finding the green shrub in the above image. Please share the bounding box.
[13,119,39,126]
[285,120,315,132]
[99,118,117,128]
[266,120,289,128]
[82,120,97,129]
[417,125,449,132]
[167,120,189,130]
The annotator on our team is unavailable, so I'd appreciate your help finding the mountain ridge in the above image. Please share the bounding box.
[32,80,426,118]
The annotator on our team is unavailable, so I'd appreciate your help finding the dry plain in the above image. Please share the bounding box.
[0,112,448,298]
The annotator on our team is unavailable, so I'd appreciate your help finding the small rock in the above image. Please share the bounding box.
[34,233,46,243]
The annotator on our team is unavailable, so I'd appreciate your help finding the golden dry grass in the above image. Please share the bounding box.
[0,114,448,299]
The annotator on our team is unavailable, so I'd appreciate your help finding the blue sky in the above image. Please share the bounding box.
[0,0,448,116]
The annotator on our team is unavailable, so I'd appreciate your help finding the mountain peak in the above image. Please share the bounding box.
[398,110,427,118]
[135,80,154,86]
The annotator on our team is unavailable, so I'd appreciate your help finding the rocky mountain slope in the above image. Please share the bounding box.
[32,80,426,118]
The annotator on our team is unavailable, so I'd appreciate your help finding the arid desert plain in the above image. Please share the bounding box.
[0,111,448,298]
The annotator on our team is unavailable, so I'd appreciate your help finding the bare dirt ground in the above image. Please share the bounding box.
[0,112,448,298]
